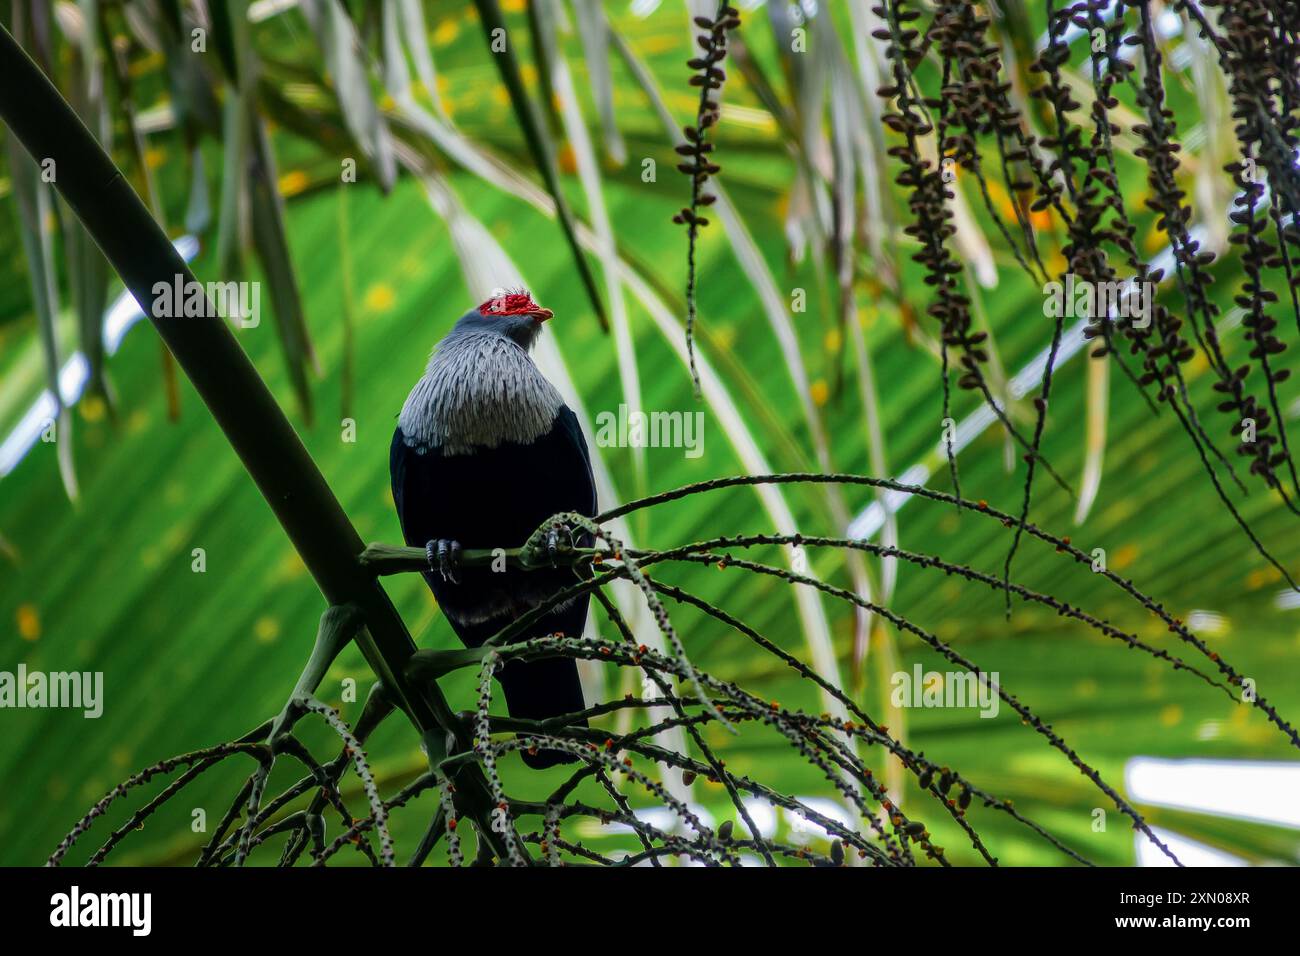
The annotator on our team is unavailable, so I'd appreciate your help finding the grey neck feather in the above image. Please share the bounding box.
[399,328,563,455]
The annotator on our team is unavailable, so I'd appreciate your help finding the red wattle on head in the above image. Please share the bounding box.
[478,289,554,320]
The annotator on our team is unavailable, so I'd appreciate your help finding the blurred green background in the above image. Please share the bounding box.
[1,0,1299,866]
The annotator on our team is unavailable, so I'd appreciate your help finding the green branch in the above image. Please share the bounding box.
[0,25,506,859]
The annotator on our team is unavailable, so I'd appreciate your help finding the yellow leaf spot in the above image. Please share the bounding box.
[1246,565,1282,590]
[16,604,40,641]
[145,148,167,170]
[772,191,791,223]
[129,51,164,79]
[491,86,511,108]
[79,394,106,423]
[1111,543,1138,571]
[254,617,281,644]
[139,544,161,571]
[810,379,830,407]
[162,524,190,553]
[1143,225,1167,255]
[1030,208,1053,231]
[364,283,396,313]
[824,328,843,353]
[1183,351,1211,379]
[557,143,577,175]
[279,169,310,198]
[501,0,526,11]
[1159,704,1183,728]
[433,19,459,45]
[985,177,1012,218]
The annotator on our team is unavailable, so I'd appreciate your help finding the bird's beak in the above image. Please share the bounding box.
[531,308,554,323]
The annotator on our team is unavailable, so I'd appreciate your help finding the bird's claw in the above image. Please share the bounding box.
[426,538,463,584]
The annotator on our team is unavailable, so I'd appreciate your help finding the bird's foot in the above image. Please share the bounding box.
[518,515,591,570]
[426,538,463,584]
[544,521,583,567]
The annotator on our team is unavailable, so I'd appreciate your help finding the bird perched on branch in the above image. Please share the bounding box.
[390,288,595,768]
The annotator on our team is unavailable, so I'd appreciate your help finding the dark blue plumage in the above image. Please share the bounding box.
[389,291,596,768]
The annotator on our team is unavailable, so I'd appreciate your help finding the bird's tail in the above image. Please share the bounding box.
[495,653,588,769]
